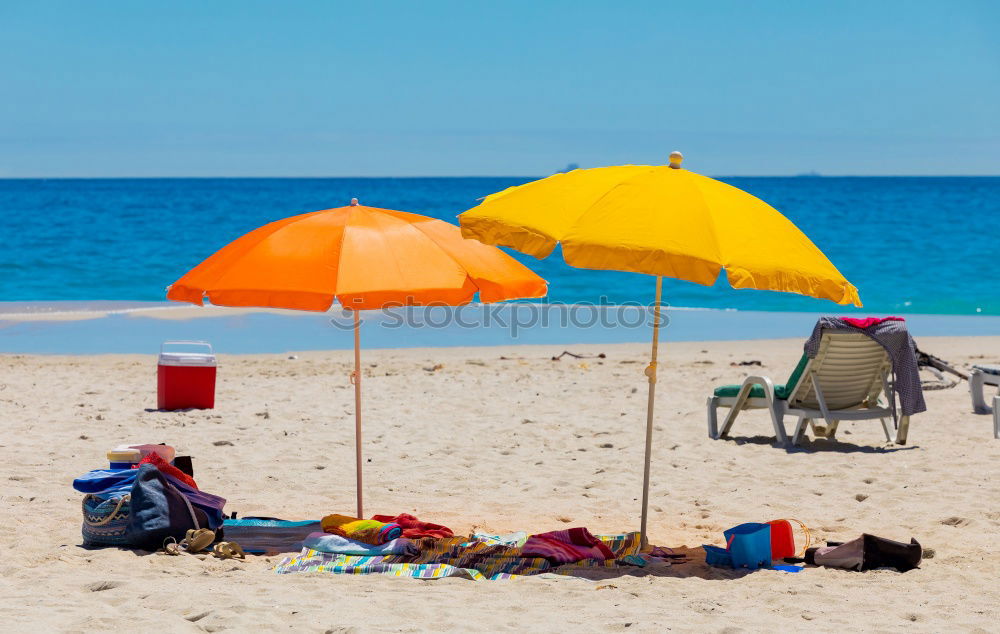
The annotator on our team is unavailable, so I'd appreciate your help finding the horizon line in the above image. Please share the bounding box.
[1,174,999,181]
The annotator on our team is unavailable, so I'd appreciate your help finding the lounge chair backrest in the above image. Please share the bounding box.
[787,331,890,411]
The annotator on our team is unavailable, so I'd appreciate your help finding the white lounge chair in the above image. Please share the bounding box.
[707,331,910,446]
[969,364,1000,415]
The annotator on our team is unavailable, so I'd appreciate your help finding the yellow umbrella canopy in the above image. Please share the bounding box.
[461,154,859,306]
[459,152,861,542]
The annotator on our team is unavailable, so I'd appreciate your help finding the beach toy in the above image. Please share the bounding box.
[107,447,141,469]
[768,519,795,559]
[768,518,812,559]
[723,522,772,570]
[157,341,217,410]
[702,544,733,567]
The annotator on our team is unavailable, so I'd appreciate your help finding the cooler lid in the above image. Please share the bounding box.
[107,447,141,462]
[158,340,217,366]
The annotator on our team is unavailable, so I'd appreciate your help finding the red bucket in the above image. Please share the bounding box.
[767,518,811,560]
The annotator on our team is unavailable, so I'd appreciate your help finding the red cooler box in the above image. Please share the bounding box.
[157,341,217,410]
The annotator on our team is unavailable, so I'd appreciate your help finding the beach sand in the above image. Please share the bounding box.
[1,336,998,632]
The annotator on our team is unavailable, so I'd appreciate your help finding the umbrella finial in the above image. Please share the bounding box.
[668,151,684,169]
[350,198,360,206]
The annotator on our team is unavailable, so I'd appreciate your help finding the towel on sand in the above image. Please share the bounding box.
[274,531,642,580]
[321,514,402,545]
[371,513,453,539]
[303,532,417,556]
[522,527,615,563]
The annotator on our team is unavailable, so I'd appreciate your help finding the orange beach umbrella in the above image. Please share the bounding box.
[168,199,547,516]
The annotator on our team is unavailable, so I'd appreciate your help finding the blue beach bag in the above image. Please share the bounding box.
[126,464,210,551]
[81,493,132,547]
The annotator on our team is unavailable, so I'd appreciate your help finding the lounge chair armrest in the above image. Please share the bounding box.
[737,375,778,402]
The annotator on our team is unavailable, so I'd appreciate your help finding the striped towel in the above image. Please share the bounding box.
[274,531,642,581]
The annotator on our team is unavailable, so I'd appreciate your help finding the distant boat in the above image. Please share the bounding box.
[794,171,822,178]
[557,163,580,173]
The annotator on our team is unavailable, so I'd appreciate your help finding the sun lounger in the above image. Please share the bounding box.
[707,331,910,446]
[969,364,1000,415]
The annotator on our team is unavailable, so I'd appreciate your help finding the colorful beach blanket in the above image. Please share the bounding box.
[274,532,642,581]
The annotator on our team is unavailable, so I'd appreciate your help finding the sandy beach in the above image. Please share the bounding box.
[2,336,998,632]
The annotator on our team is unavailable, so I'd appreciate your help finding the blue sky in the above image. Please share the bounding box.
[1,1,997,177]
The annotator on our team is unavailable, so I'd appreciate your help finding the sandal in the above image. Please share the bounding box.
[180,528,216,553]
[212,541,245,560]
[161,536,181,556]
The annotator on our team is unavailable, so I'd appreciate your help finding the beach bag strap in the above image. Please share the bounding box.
[771,518,812,557]
[82,494,130,526]
[175,484,200,530]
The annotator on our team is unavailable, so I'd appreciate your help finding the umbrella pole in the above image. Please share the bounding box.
[639,276,663,547]
[353,310,364,519]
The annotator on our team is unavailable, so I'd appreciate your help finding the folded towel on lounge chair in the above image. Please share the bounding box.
[321,514,403,545]
[371,513,454,539]
[806,316,926,416]
[303,532,417,556]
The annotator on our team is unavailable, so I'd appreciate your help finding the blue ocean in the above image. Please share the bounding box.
[1,176,998,314]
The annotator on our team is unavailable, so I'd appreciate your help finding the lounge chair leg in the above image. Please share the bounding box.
[792,417,808,445]
[707,397,720,439]
[826,419,840,440]
[719,403,742,439]
[895,415,910,445]
[995,396,1000,439]
[880,418,893,442]
[970,370,991,415]
[767,404,790,446]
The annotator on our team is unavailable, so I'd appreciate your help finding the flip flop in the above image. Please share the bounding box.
[212,541,245,560]
[180,528,216,553]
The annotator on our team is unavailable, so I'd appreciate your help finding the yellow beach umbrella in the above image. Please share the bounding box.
[459,152,861,543]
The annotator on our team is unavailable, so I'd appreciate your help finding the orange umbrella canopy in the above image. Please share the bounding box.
[167,202,547,310]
